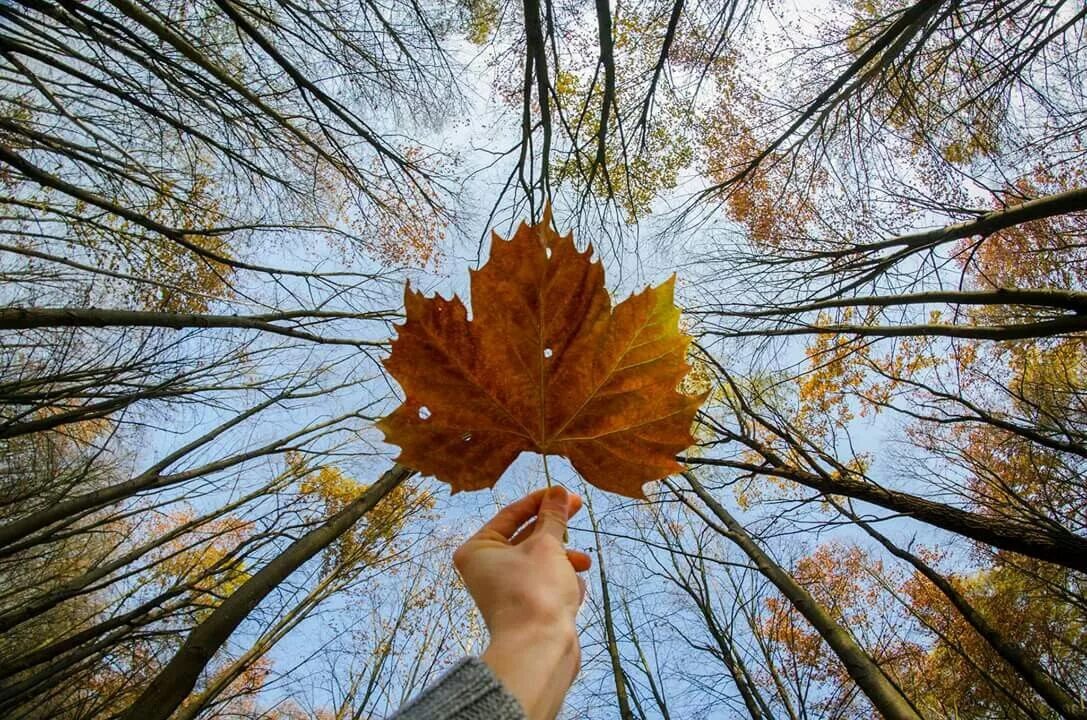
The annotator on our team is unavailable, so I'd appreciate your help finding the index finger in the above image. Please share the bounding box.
[475,488,549,540]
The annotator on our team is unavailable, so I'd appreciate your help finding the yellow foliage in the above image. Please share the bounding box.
[299,464,435,572]
[702,96,826,250]
[148,512,252,618]
[679,350,715,399]
[31,405,111,447]
[462,0,499,45]
[549,7,695,221]
[352,146,446,268]
[795,310,946,439]
[69,161,235,313]
[555,106,693,222]
[1012,339,1087,420]
[902,554,1086,718]
[796,312,868,435]
[679,349,717,455]
[555,71,579,98]
[299,466,367,509]
[843,0,1002,164]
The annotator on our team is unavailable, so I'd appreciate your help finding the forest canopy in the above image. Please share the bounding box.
[1,0,1085,718]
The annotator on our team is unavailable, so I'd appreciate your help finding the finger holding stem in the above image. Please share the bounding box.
[542,455,569,543]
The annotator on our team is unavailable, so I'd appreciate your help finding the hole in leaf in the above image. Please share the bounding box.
[462,432,472,442]
[545,247,552,259]
[543,347,553,358]
[418,406,431,420]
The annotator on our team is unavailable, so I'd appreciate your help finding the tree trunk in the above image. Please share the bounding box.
[685,456,1087,574]
[117,463,413,720]
[677,471,925,720]
[585,493,637,720]
[833,499,1087,720]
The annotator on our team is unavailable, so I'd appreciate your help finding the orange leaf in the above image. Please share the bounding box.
[377,209,706,497]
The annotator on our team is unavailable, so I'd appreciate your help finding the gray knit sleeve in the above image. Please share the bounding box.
[389,657,526,720]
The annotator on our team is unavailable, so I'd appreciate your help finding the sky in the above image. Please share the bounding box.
[84,1,1039,715]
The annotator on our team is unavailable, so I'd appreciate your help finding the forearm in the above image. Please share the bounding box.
[481,626,579,720]
[394,486,587,720]
[389,657,525,720]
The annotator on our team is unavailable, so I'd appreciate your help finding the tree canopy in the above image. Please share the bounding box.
[1,0,1085,718]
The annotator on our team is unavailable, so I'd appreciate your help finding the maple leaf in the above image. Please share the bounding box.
[377,209,707,498]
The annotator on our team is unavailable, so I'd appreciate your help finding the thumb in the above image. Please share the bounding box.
[534,485,569,541]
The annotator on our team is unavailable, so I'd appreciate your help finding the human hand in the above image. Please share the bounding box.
[453,485,592,720]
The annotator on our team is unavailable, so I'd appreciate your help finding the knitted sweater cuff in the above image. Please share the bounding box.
[389,657,526,720]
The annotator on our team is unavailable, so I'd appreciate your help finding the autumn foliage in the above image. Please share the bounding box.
[4,0,1087,718]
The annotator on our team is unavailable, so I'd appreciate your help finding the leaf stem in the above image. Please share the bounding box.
[542,455,570,542]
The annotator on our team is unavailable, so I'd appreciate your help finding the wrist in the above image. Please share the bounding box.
[482,625,579,720]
